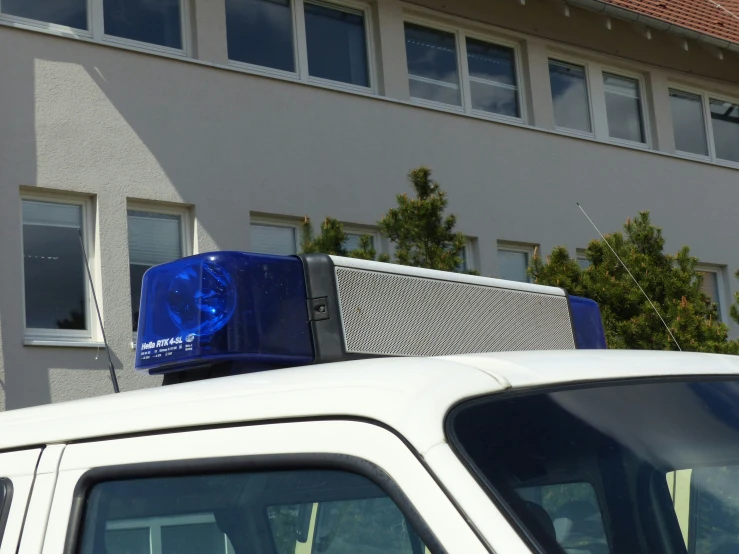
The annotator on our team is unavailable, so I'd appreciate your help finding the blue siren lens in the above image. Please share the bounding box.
[569,295,607,349]
[135,252,314,374]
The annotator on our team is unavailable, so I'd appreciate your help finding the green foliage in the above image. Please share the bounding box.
[300,217,385,261]
[530,211,738,353]
[379,167,474,273]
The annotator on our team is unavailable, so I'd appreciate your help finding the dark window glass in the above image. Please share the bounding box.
[22,200,86,331]
[103,0,182,48]
[466,38,519,118]
[405,23,460,106]
[448,380,739,554]
[670,90,708,156]
[226,0,295,72]
[549,60,591,133]
[77,470,427,554]
[128,211,182,331]
[603,73,645,143]
[710,99,739,163]
[305,3,368,87]
[1,0,87,29]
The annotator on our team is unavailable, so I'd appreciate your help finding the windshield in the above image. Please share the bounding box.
[447,379,739,554]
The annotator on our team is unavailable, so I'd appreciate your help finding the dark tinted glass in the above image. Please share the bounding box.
[104,0,182,48]
[22,201,86,331]
[305,3,368,87]
[2,0,87,29]
[603,73,645,143]
[710,99,739,163]
[670,90,708,156]
[226,0,295,72]
[466,38,519,117]
[549,61,591,133]
[448,380,739,554]
[405,23,460,106]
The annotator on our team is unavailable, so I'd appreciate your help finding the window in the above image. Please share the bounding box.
[103,0,183,49]
[345,232,374,252]
[447,379,739,554]
[250,222,298,255]
[576,251,591,270]
[405,23,460,106]
[305,2,368,87]
[466,38,519,118]
[603,72,645,144]
[710,99,739,164]
[498,245,531,282]
[226,0,372,89]
[698,266,723,321]
[549,60,592,134]
[22,198,92,339]
[77,469,427,554]
[669,90,709,157]
[128,209,187,331]
[1,0,88,29]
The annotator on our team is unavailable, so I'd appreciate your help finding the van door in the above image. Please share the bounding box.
[0,449,43,554]
[40,420,487,554]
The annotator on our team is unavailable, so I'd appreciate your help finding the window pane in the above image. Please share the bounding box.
[466,38,519,118]
[1,0,87,29]
[577,257,591,270]
[305,3,368,87]
[710,99,739,163]
[79,470,425,554]
[700,270,722,320]
[346,233,372,252]
[692,465,739,554]
[549,61,591,133]
[405,23,460,106]
[105,529,151,554]
[128,211,183,331]
[226,0,295,72]
[22,201,86,331]
[669,90,708,156]
[604,73,645,143]
[498,250,529,282]
[103,0,181,48]
[250,224,297,256]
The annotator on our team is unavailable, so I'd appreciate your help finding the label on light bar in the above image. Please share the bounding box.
[135,252,314,374]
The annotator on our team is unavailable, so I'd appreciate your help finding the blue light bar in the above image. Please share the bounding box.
[135,252,314,374]
[569,296,607,349]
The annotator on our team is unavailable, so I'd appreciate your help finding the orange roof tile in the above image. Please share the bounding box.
[601,0,739,45]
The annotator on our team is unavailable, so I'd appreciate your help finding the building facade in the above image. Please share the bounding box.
[1,0,739,409]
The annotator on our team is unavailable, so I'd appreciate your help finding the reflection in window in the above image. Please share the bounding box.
[128,211,183,331]
[1,0,87,29]
[22,200,87,331]
[226,0,295,72]
[346,233,373,252]
[466,38,519,118]
[103,0,182,48]
[669,90,708,156]
[498,249,529,282]
[603,73,645,143]
[710,99,739,163]
[250,224,297,256]
[305,3,368,87]
[549,61,591,133]
[405,23,460,106]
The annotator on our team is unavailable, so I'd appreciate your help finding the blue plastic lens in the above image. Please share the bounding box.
[167,260,237,336]
[569,295,607,349]
[135,251,314,374]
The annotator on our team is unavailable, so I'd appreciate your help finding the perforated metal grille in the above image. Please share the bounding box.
[335,268,576,356]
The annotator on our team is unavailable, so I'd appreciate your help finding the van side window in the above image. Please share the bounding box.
[0,478,12,543]
[76,469,428,554]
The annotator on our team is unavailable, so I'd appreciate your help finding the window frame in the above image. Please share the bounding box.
[697,264,726,322]
[600,66,651,149]
[0,0,191,57]
[547,56,596,139]
[127,202,192,340]
[20,192,98,345]
[403,14,526,123]
[227,0,377,94]
[496,242,536,283]
[249,217,301,256]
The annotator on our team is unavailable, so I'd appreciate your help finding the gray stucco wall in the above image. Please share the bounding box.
[0,0,738,410]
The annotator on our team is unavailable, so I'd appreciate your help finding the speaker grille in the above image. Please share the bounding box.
[335,267,575,356]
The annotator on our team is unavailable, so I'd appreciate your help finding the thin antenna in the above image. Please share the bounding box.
[78,229,120,393]
[576,203,682,352]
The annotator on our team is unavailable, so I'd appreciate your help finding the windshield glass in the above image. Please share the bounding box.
[447,379,739,554]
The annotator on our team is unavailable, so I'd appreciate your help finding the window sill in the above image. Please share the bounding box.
[24,338,106,348]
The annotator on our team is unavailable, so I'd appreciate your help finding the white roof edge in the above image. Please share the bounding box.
[330,256,566,297]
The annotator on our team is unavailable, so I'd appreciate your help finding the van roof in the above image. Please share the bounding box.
[1,350,738,454]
